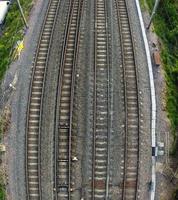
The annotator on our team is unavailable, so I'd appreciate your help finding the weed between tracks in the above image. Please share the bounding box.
[0,0,34,80]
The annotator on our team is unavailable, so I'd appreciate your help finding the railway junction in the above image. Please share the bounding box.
[4,0,156,199]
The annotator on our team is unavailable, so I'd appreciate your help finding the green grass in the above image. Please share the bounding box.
[0,107,11,199]
[139,0,148,10]
[145,0,178,153]
[0,118,3,142]
[0,0,34,80]
[0,118,5,200]
[0,183,5,200]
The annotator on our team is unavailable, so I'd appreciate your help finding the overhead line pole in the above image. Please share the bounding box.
[16,0,28,28]
[147,0,160,29]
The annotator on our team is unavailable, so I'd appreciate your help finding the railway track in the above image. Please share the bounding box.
[25,0,140,199]
[25,0,60,199]
[91,0,111,199]
[54,0,84,199]
[115,0,140,199]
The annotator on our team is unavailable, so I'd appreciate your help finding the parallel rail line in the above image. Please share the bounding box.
[91,0,111,199]
[54,0,83,199]
[26,0,140,199]
[115,0,140,199]
[25,0,60,199]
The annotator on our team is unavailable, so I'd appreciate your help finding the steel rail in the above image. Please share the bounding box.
[92,0,111,198]
[53,0,73,198]
[54,0,84,199]
[105,0,111,198]
[92,0,97,195]
[54,0,74,198]
[115,0,140,199]
[92,0,97,196]
[124,1,141,199]
[25,0,61,199]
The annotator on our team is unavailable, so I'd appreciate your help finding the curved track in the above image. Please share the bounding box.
[54,0,84,199]
[25,0,60,199]
[115,0,140,199]
[91,0,111,199]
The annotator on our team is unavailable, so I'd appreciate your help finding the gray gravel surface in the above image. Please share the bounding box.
[74,0,152,199]
[2,0,49,199]
[2,0,153,199]
[75,0,95,198]
[142,7,174,200]
[108,0,126,198]
[40,0,71,199]
[69,1,89,198]
[126,0,152,199]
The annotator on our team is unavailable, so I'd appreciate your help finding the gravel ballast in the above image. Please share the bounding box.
[2,0,153,199]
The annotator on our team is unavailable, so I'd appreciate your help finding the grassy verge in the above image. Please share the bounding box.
[142,1,178,198]
[145,0,178,152]
[0,177,5,200]
[0,1,34,198]
[0,0,34,80]
[0,107,11,200]
[0,153,5,199]
[139,0,148,10]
